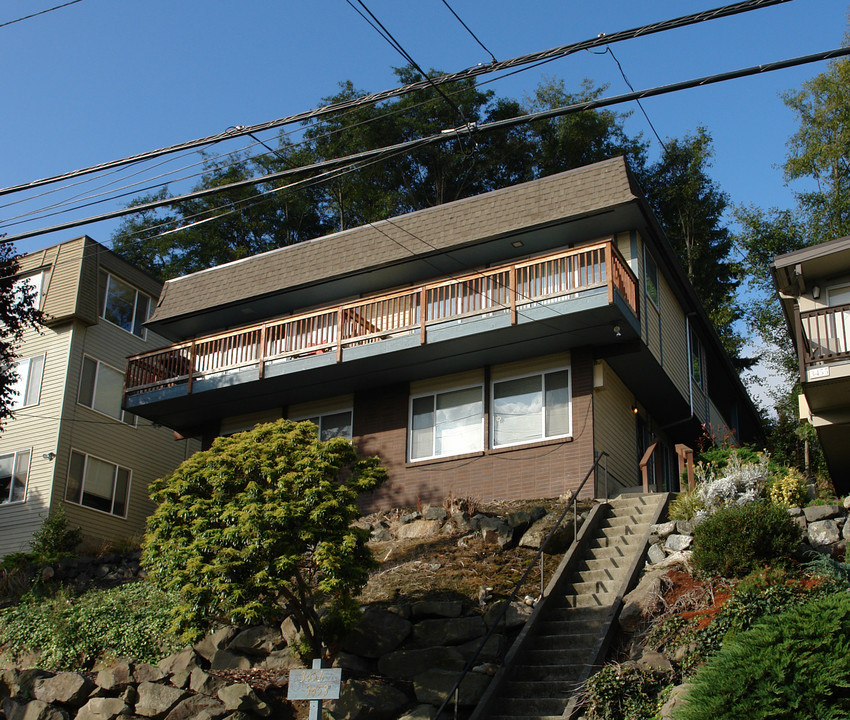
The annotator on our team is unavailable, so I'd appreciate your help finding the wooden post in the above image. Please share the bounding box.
[186,342,196,395]
[336,308,344,362]
[639,441,658,493]
[509,265,517,325]
[606,243,614,305]
[258,325,266,379]
[675,443,695,491]
[420,287,428,344]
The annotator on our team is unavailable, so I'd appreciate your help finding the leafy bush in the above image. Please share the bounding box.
[0,582,179,670]
[695,444,764,470]
[693,452,770,521]
[143,419,387,653]
[766,467,808,508]
[29,505,83,561]
[582,663,671,720]
[668,490,703,521]
[691,501,800,578]
[674,593,850,720]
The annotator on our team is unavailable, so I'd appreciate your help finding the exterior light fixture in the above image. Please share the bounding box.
[42,452,56,461]
[631,405,639,415]
[613,324,622,338]
[511,240,524,248]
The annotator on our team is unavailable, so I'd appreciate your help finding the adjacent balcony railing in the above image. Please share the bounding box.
[797,303,850,377]
[125,240,638,397]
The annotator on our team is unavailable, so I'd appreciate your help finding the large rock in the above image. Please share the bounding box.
[413,668,490,706]
[412,616,486,647]
[411,600,462,619]
[326,679,409,720]
[808,519,841,547]
[647,543,667,565]
[664,534,692,552]
[341,609,412,658]
[660,684,689,720]
[158,649,204,675]
[190,668,228,697]
[209,650,252,671]
[483,600,533,630]
[650,522,676,538]
[457,633,505,662]
[377,647,465,680]
[217,683,270,717]
[194,627,238,663]
[75,697,131,720]
[3,698,69,720]
[163,694,226,720]
[478,517,514,549]
[262,649,303,670]
[619,570,669,632]
[803,504,843,523]
[33,672,95,705]
[135,664,167,684]
[423,506,447,522]
[228,626,285,656]
[134,682,189,718]
[95,661,135,691]
[518,514,573,553]
[397,520,442,539]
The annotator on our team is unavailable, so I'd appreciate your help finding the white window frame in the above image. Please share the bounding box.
[98,270,152,339]
[13,271,45,311]
[291,408,354,442]
[490,367,572,449]
[644,249,659,310]
[409,383,485,462]
[65,450,131,518]
[0,448,31,506]
[9,354,44,409]
[77,355,136,426]
[690,328,705,390]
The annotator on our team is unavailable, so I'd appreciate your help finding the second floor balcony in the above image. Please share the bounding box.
[124,240,641,431]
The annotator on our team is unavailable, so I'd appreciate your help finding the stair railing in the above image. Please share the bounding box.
[433,452,609,720]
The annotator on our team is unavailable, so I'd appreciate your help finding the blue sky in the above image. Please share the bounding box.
[1,0,847,257]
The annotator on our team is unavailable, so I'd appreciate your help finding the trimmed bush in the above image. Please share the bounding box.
[582,663,671,720]
[668,490,703,522]
[767,467,808,508]
[674,593,850,720]
[691,500,800,578]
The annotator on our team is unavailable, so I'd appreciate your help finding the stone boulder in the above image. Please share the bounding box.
[411,616,486,647]
[413,668,490,706]
[217,683,270,718]
[75,697,131,720]
[518,513,573,553]
[95,660,135,691]
[664,534,693,552]
[397,520,442,540]
[134,682,188,718]
[341,609,412,658]
[158,649,204,676]
[33,672,95,706]
[619,570,669,632]
[377,647,465,680]
[478,517,514,549]
[411,600,462,619]
[163,694,226,720]
[808,519,841,547]
[647,543,667,565]
[659,684,689,720]
[483,600,532,630]
[228,626,285,656]
[3,698,69,720]
[193,627,238,663]
[803,504,843,523]
[326,679,409,720]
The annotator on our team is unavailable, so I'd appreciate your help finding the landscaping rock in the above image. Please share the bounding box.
[371,527,393,542]
[401,511,422,524]
[341,609,412,658]
[413,668,490,706]
[620,570,669,632]
[75,697,131,720]
[651,550,692,569]
[262,649,302,670]
[326,679,409,720]
[423,507,447,522]
[675,520,694,535]
[190,669,228,697]
[787,506,803,516]
[411,600,462,619]
[3,698,69,720]
[659,684,689,720]
[636,650,673,674]
[209,650,252,671]
[134,665,166,684]
[446,513,473,534]
[484,600,532,630]
[377,647,465,680]
[457,633,505,663]
[478,517,514,549]
[228,626,285,656]
[651,522,676,538]
[808,519,841,547]
[33,672,95,706]
[412,616,486,647]
[163,694,226,720]
[168,671,191,690]
[333,651,372,674]
[844,496,850,511]
[95,661,135,691]
[803,504,843,523]
[158,649,203,676]
[397,520,442,539]
[518,513,573,553]
[217,683,270,717]
[194,628,238,663]
[134,682,188,718]
[664,534,693,552]
[647,544,667,565]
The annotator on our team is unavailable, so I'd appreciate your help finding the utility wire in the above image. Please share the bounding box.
[0,0,792,198]
[0,0,84,30]
[4,43,847,246]
[439,0,497,63]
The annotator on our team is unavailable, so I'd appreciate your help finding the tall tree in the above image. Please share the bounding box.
[641,128,745,365]
[1,244,43,427]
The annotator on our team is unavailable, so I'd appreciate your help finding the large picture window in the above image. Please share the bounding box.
[410,385,484,461]
[9,355,44,409]
[492,369,571,448]
[13,271,45,311]
[98,270,151,338]
[66,451,130,517]
[0,449,31,505]
[78,356,135,425]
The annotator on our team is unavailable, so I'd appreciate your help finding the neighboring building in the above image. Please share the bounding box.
[772,235,850,487]
[124,158,761,507]
[1,236,198,557]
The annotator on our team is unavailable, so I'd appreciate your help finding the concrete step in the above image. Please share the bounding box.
[534,625,601,645]
[588,534,644,550]
[598,523,649,540]
[579,555,631,573]
[488,715,565,720]
[561,591,617,608]
[583,543,634,561]
[520,647,589,668]
[608,494,662,510]
[533,633,598,651]
[573,567,629,585]
[511,663,583,682]
[497,696,569,716]
[565,579,619,596]
[504,679,580,698]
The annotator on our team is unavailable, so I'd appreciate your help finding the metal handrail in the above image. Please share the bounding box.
[433,452,609,720]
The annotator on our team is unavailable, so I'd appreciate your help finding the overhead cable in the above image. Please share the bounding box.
[0,0,84,30]
[3,43,848,245]
[0,0,792,198]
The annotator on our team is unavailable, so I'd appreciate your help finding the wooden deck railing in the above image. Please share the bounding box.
[797,303,850,377]
[125,240,638,396]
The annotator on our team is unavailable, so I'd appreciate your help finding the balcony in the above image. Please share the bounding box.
[125,241,639,427]
[797,303,850,374]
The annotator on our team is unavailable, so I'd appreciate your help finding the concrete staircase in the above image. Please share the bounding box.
[471,493,669,720]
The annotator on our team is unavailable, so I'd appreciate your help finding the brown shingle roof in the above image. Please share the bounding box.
[150,157,638,324]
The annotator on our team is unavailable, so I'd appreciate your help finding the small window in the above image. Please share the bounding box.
[78,356,135,425]
[66,450,130,517]
[9,355,44,409]
[410,386,484,461]
[644,251,659,308]
[0,449,31,505]
[492,369,571,448]
[295,410,353,442]
[690,329,704,389]
[13,271,45,311]
[98,270,151,338]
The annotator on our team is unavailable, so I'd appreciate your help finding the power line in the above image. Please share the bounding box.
[4,43,848,246]
[0,0,84,30]
[0,0,792,198]
[439,0,497,64]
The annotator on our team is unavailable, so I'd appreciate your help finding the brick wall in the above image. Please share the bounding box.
[354,349,596,510]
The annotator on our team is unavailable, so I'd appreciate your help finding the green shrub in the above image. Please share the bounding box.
[766,467,808,508]
[0,582,179,670]
[674,593,850,720]
[691,501,800,578]
[668,490,703,521]
[583,663,671,720]
[695,445,765,471]
[29,505,82,562]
